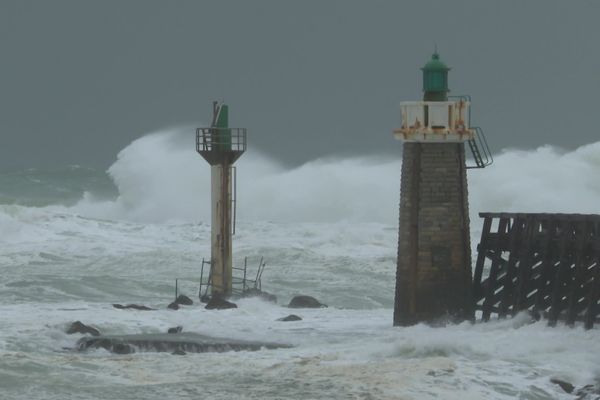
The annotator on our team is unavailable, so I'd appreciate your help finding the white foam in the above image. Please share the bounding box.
[61,128,600,227]
[2,130,600,399]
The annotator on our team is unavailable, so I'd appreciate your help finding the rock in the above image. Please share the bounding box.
[175,295,193,306]
[277,314,302,322]
[77,332,291,354]
[551,378,575,394]
[288,295,327,309]
[576,384,600,400]
[426,368,454,377]
[168,326,183,334]
[66,321,100,336]
[112,343,133,355]
[241,288,277,303]
[112,304,155,311]
[172,349,186,356]
[205,296,237,310]
[77,338,133,354]
[167,302,180,310]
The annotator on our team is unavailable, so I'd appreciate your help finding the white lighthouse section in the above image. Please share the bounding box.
[394,100,474,142]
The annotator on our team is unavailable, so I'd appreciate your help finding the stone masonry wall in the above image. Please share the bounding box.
[394,142,473,325]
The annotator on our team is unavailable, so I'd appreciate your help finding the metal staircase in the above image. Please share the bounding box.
[448,95,493,169]
[467,127,493,169]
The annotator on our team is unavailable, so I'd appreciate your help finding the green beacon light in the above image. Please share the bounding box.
[421,52,450,101]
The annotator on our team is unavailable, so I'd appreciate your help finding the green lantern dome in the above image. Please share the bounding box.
[421,52,450,100]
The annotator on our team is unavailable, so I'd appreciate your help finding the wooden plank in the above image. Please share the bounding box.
[481,217,509,321]
[584,241,600,329]
[473,217,492,299]
[499,217,524,317]
[513,216,537,315]
[566,221,590,326]
[479,212,600,222]
[532,218,558,317]
[547,220,573,327]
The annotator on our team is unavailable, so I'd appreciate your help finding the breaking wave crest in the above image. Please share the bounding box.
[70,128,403,223]
[5,127,600,224]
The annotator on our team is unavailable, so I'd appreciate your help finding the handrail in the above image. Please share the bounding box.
[232,166,237,235]
[466,127,493,169]
[197,256,266,299]
[448,95,493,169]
[196,127,247,153]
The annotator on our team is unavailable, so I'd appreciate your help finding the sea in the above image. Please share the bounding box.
[1,129,599,400]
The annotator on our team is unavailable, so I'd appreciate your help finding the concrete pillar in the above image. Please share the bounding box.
[210,163,233,297]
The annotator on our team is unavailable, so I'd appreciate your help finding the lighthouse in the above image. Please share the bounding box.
[196,102,246,298]
[393,53,491,326]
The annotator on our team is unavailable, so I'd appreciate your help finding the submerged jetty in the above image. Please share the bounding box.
[77,332,291,355]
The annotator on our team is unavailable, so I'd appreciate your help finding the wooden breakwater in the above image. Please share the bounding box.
[473,213,600,329]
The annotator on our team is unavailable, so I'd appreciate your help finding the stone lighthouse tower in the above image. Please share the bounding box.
[393,53,489,326]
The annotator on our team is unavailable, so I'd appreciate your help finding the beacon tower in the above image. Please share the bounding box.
[196,102,246,298]
[393,53,491,325]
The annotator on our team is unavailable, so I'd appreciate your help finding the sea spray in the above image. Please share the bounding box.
[71,128,402,224]
[469,143,600,216]
[1,130,600,399]
[67,128,600,226]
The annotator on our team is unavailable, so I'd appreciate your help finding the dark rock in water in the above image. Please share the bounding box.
[175,295,193,306]
[551,378,575,394]
[113,304,155,311]
[167,302,180,310]
[66,321,100,336]
[77,332,291,354]
[112,343,133,355]
[77,337,132,354]
[277,314,302,322]
[576,383,600,400]
[288,295,327,309]
[205,297,237,310]
[168,326,183,334]
[172,349,186,356]
[200,294,210,304]
[426,368,454,377]
[240,288,277,303]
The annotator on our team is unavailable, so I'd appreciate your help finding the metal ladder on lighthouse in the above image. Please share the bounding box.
[467,126,493,169]
[449,95,493,169]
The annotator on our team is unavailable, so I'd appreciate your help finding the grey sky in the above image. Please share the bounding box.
[1,0,599,170]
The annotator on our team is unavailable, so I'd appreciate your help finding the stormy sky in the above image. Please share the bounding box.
[1,0,599,170]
